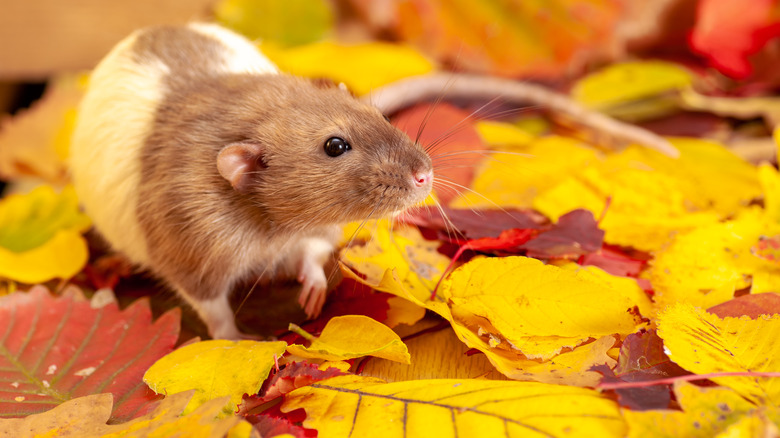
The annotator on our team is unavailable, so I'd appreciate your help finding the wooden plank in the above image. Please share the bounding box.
[0,0,216,80]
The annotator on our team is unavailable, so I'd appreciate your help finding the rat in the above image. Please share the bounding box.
[71,23,677,340]
[70,23,434,340]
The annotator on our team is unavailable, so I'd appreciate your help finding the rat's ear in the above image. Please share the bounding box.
[217,142,266,193]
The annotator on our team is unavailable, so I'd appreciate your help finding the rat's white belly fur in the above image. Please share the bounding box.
[70,23,277,267]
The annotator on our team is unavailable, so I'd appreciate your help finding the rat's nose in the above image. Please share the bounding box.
[412,169,433,188]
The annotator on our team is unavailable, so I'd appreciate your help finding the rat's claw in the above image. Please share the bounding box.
[297,257,328,319]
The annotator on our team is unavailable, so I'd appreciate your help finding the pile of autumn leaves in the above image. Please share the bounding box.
[2,112,780,437]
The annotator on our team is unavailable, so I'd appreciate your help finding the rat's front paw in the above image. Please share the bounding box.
[297,264,327,319]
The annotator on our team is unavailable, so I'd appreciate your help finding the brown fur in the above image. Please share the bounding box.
[131,26,432,304]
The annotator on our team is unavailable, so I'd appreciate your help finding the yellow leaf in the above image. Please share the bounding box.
[215,0,333,46]
[343,227,643,384]
[0,391,245,438]
[760,163,780,223]
[623,382,772,438]
[452,135,599,209]
[657,303,780,405]
[572,61,693,119]
[463,333,617,387]
[287,315,411,364]
[261,41,434,95]
[0,185,91,283]
[475,120,536,147]
[101,391,246,438]
[650,210,780,309]
[714,410,780,438]
[681,87,780,123]
[143,340,287,415]
[385,296,426,328]
[533,138,761,251]
[360,318,509,382]
[440,257,651,359]
[0,74,86,185]
[340,224,450,308]
[282,375,626,437]
[0,392,113,437]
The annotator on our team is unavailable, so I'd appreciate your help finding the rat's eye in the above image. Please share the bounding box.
[324,137,351,157]
[383,114,391,123]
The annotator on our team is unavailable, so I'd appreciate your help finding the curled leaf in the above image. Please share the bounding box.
[287,315,410,364]
[440,256,651,359]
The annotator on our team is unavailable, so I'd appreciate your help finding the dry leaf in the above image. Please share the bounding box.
[0,75,85,185]
[650,209,780,310]
[623,382,777,438]
[287,315,410,364]
[657,303,780,405]
[144,340,287,416]
[440,256,651,359]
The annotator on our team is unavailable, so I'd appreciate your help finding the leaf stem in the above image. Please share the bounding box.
[598,371,780,390]
[287,323,316,342]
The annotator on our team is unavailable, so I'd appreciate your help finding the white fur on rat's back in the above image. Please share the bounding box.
[70,23,277,267]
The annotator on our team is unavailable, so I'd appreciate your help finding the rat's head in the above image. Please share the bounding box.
[217,76,433,229]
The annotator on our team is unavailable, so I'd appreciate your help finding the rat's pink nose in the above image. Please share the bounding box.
[412,169,433,188]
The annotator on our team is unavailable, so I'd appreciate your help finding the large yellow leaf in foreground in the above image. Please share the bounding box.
[623,381,778,438]
[657,303,780,405]
[650,209,780,310]
[0,185,91,283]
[144,340,287,415]
[283,375,626,438]
[440,257,652,359]
[287,315,410,364]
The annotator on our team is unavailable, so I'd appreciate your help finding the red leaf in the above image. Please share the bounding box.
[391,103,487,204]
[708,293,780,318]
[690,0,780,78]
[248,412,315,438]
[594,329,689,410]
[461,228,538,254]
[238,362,346,416]
[277,278,391,343]
[752,234,780,265]
[403,206,546,241]
[0,286,180,422]
[519,209,604,259]
[580,245,648,278]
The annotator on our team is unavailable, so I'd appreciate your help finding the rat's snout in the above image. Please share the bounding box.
[412,169,433,188]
